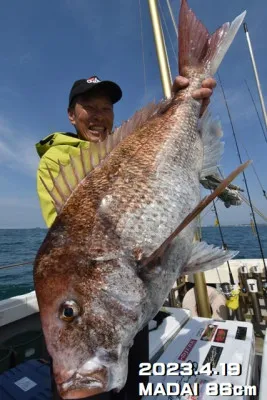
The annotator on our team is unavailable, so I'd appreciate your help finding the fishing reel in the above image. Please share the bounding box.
[218,282,240,311]
[219,282,238,299]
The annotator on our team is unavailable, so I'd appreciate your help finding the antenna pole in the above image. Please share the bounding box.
[148,0,172,99]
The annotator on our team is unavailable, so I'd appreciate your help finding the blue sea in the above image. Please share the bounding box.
[1,226,267,301]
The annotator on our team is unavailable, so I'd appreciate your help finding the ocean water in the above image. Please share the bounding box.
[0,226,267,301]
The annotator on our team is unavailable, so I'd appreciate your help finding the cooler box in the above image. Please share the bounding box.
[0,359,51,399]
[149,307,191,362]
[142,318,255,400]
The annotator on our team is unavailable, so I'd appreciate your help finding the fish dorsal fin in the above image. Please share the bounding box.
[41,99,172,213]
[140,160,251,268]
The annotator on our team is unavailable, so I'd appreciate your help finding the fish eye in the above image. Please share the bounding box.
[59,300,81,322]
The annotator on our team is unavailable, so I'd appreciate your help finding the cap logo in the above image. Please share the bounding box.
[86,76,101,84]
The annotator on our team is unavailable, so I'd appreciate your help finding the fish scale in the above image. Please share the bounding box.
[95,99,202,258]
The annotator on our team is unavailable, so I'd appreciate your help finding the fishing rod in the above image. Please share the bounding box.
[217,73,267,282]
[244,79,267,144]
[201,199,219,220]
[211,197,249,321]
[0,260,34,270]
[238,135,267,201]
[212,199,234,285]
[243,23,267,133]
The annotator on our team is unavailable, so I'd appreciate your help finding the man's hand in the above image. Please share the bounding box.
[172,76,216,117]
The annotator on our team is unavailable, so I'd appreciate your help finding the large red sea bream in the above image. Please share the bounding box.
[34,0,247,398]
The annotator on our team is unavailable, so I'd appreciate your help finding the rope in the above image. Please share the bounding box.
[158,0,178,64]
[138,0,147,99]
[240,141,267,200]
[244,79,267,144]
[239,194,267,223]
[165,0,178,37]
[0,260,34,271]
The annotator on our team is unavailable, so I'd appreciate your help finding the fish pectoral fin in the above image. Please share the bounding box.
[140,160,251,268]
[182,241,238,274]
[198,112,243,208]
[199,111,224,179]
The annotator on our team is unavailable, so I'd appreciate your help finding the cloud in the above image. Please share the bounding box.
[0,115,39,176]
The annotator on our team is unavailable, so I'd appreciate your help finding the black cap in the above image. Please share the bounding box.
[68,76,122,107]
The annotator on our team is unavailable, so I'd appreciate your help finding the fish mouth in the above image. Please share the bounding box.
[58,371,107,399]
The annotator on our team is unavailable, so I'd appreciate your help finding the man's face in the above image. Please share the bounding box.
[68,89,114,142]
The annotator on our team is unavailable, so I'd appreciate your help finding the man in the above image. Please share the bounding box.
[36,75,216,227]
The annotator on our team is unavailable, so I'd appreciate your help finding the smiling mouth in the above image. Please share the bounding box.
[88,126,106,136]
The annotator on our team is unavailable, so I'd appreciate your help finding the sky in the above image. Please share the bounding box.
[0,0,267,228]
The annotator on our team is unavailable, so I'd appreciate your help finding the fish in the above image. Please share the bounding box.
[34,0,247,398]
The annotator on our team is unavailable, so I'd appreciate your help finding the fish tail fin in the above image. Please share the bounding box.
[179,0,246,76]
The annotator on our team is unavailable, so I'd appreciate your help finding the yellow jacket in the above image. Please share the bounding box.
[36,132,90,227]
